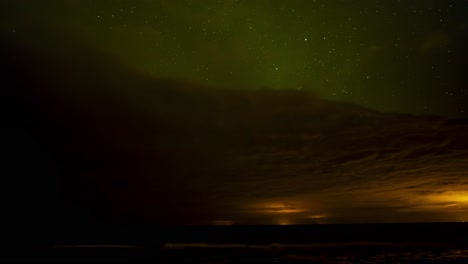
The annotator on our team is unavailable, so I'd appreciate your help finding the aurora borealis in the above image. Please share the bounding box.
[1,0,468,229]
[2,0,468,117]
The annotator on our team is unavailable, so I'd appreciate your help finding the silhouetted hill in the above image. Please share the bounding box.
[2,28,468,249]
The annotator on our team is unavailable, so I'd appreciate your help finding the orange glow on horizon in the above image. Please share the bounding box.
[251,202,305,214]
[428,191,468,204]
[307,214,328,219]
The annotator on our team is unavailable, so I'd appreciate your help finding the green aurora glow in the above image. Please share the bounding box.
[2,0,468,117]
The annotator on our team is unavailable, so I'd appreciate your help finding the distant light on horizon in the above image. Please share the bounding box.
[251,202,306,214]
[307,214,328,219]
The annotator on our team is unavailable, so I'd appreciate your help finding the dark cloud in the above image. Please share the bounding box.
[2,30,468,229]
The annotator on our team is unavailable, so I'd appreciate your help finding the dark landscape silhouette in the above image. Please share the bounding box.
[2,28,468,262]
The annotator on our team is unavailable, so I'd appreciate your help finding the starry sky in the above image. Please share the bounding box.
[2,1,468,230]
[2,0,468,118]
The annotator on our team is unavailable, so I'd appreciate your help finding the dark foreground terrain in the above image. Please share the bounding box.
[3,223,468,262]
[2,30,468,262]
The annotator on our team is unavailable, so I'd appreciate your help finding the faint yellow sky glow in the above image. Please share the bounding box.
[251,201,306,214]
[398,191,468,212]
[427,191,468,206]
[307,214,328,219]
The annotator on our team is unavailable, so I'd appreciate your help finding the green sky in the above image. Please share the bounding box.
[2,0,468,117]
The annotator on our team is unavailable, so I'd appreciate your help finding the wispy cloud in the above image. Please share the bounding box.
[5,32,468,224]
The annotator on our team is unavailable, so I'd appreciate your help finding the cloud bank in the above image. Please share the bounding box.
[2,31,468,226]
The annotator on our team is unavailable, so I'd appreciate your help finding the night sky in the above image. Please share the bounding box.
[2,0,468,228]
[2,0,468,117]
